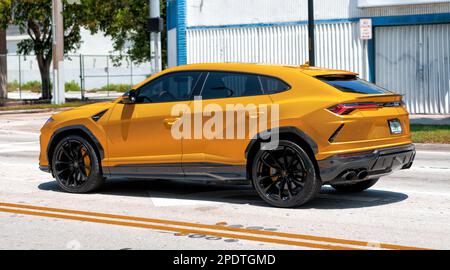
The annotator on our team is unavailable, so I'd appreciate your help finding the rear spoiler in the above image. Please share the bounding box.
[355,94,404,99]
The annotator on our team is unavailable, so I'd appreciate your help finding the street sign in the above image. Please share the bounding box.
[147,17,164,33]
[359,18,372,40]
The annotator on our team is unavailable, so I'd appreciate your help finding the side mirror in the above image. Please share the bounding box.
[122,90,137,104]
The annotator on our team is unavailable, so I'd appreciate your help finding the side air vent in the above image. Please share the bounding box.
[92,110,108,122]
[328,124,345,143]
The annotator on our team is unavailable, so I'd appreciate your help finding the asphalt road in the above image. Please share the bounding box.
[0,112,449,250]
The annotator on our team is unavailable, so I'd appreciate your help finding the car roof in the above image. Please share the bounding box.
[133,63,358,89]
[164,62,358,76]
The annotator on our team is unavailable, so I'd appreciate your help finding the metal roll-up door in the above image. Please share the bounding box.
[375,24,450,114]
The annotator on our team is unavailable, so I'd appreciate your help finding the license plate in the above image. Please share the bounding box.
[389,119,403,134]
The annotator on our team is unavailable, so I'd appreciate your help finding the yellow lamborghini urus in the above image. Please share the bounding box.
[39,63,415,208]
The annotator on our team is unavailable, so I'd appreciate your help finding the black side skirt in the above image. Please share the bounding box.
[105,163,249,185]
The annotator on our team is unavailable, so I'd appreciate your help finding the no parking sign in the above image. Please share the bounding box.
[360,18,373,40]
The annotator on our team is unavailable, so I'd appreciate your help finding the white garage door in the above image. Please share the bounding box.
[375,24,450,114]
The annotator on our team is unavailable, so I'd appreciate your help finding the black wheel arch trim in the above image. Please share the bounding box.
[46,125,105,171]
[245,126,319,159]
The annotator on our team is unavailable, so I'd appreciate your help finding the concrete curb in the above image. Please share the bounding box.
[410,115,450,126]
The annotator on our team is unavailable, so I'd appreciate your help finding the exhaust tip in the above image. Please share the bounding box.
[357,170,369,180]
[341,171,357,181]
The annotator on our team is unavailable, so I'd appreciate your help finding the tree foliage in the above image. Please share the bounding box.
[0,0,88,99]
[0,1,12,28]
[80,0,167,67]
[0,0,166,100]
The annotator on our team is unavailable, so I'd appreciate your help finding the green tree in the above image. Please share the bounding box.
[0,0,11,99]
[0,0,166,100]
[81,0,167,68]
[0,0,87,100]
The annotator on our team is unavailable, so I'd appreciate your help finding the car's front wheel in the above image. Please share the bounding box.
[251,140,321,208]
[51,135,104,193]
[331,178,379,193]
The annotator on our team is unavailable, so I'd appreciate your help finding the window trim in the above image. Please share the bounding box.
[258,74,292,95]
[196,70,292,100]
[133,71,204,104]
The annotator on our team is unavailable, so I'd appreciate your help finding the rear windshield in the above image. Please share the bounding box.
[318,76,393,94]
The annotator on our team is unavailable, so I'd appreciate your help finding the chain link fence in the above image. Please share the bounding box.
[1,54,151,101]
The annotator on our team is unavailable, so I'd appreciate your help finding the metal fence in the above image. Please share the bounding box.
[1,54,151,100]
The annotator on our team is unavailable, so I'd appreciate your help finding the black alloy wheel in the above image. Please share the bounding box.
[52,135,104,193]
[252,140,321,208]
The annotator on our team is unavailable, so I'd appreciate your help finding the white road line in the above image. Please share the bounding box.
[416,166,450,170]
[0,162,38,168]
[149,196,219,207]
[416,150,450,156]
[409,167,450,171]
[0,130,40,136]
[0,146,40,153]
[147,190,242,207]
[0,142,37,147]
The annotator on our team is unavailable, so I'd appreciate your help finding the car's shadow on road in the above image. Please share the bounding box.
[38,178,408,210]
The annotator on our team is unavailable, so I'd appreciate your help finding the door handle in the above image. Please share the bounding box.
[163,118,180,127]
[248,111,265,119]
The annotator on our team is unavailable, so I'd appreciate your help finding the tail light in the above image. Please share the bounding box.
[327,102,380,115]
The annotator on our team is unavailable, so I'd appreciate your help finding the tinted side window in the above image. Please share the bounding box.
[259,76,290,94]
[319,76,393,94]
[200,72,264,100]
[136,72,201,103]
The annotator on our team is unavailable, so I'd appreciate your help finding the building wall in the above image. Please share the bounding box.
[187,22,369,79]
[167,28,178,68]
[186,0,450,27]
[6,27,115,56]
[375,24,450,114]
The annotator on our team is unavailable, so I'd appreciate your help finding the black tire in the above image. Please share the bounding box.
[251,140,322,208]
[331,178,379,193]
[51,135,104,193]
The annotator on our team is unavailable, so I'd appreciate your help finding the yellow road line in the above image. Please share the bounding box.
[0,207,358,250]
[0,202,428,250]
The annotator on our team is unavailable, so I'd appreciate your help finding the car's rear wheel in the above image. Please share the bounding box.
[251,140,321,208]
[52,135,104,193]
[331,178,379,193]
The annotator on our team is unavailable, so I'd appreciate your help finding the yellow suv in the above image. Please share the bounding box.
[39,63,415,208]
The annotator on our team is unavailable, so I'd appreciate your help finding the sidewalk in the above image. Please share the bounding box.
[0,108,73,115]
[410,115,450,125]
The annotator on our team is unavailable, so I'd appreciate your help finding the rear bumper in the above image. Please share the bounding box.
[318,144,415,183]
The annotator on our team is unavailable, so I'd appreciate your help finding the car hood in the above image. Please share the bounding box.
[52,102,116,122]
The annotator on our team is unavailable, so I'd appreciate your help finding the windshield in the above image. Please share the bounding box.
[318,76,394,95]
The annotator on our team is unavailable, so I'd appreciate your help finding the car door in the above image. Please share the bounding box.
[103,71,202,178]
[182,71,273,180]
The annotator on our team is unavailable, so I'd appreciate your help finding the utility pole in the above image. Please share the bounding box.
[0,28,7,99]
[149,0,162,74]
[52,0,65,104]
[307,0,316,66]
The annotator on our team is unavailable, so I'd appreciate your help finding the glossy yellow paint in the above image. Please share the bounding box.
[39,63,412,171]
[182,95,273,165]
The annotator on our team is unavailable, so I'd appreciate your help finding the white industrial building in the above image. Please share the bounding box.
[167,0,450,114]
